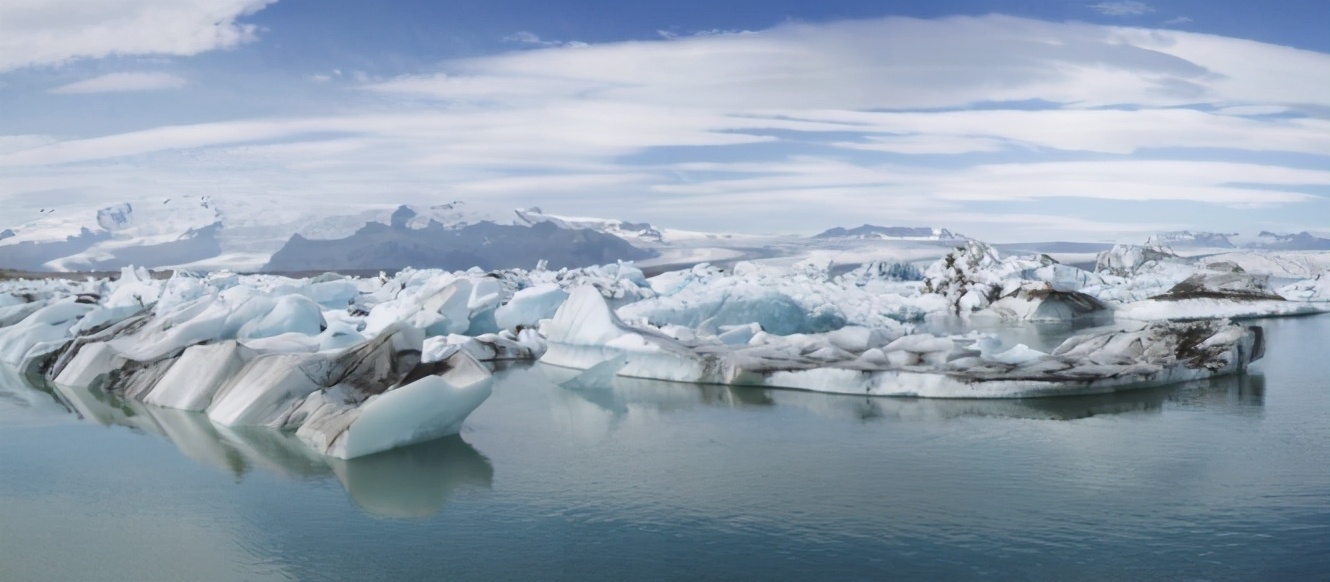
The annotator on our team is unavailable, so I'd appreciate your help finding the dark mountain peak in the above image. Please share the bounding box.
[389,205,417,229]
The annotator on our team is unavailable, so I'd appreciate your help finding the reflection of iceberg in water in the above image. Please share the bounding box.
[541,362,774,418]
[1165,373,1265,411]
[537,361,1263,423]
[0,365,73,423]
[330,436,494,519]
[45,379,492,518]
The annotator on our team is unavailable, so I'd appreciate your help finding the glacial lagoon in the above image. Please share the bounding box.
[1,314,1327,581]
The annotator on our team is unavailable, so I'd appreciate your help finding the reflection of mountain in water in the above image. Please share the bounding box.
[40,379,493,519]
[540,361,1265,423]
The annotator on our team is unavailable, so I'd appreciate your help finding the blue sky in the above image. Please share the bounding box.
[1,0,1328,242]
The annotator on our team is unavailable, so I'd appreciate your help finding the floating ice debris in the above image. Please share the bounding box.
[1280,273,1330,302]
[0,231,1319,454]
[539,285,1264,398]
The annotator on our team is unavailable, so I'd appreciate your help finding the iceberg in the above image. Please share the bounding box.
[296,351,493,460]
[0,300,95,374]
[1281,274,1330,302]
[543,286,714,383]
[0,229,1305,450]
[922,241,1106,321]
[6,270,498,459]
[493,284,567,331]
[538,284,1264,398]
[144,341,251,411]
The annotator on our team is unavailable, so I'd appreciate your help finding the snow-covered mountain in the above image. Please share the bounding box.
[6,196,1330,278]
[1249,231,1330,251]
[812,225,967,241]
[0,196,225,271]
[1145,230,1330,252]
[515,207,664,243]
[1145,231,1236,249]
[0,199,659,273]
[263,206,655,272]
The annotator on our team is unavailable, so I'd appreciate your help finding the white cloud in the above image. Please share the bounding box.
[0,0,276,72]
[1089,1,1155,16]
[504,31,545,45]
[797,108,1330,156]
[3,14,1329,241]
[49,72,186,94]
[502,31,585,48]
[441,16,1328,110]
[1165,16,1193,25]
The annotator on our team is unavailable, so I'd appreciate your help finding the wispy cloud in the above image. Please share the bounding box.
[0,0,276,73]
[503,31,587,49]
[3,14,1329,240]
[1165,16,1193,25]
[1089,1,1155,16]
[49,72,187,94]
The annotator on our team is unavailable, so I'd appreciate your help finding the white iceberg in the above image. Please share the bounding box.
[295,351,493,459]
[539,284,1264,399]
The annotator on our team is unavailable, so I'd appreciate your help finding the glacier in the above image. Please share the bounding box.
[2,232,1326,457]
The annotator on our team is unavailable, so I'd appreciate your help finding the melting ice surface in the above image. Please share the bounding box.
[1,314,1328,580]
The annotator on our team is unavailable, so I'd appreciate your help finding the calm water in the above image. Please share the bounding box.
[2,315,1328,581]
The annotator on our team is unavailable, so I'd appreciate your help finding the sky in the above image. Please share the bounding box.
[1,0,1328,242]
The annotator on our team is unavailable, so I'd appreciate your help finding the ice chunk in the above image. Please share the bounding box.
[238,294,326,339]
[443,331,545,362]
[986,344,1047,365]
[207,354,323,427]
[883,334,955,355]
[299,351,494,460]
[52,341,126,387]
[1115,298,1326,321]
[0,300,46,328]
[494,284,567,331]
[1153,272,1283,301]
[422,337,461,364]
[923,240,1004,313]
[619,284,846,336]
[0,300,93,372]
[104,266,162,308]
[557,353,627,391]
[1094,243,1189,278]
[1280,273,1330,302]
[824,326,895,353]
[717,323,761,346]
[299,279,359,309]
[542,286,714,383]
[975,282,1108,322]
[365,277,473,337]
[145,341,252,411]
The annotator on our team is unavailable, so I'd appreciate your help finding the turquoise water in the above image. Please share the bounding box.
[1,315,1328,581]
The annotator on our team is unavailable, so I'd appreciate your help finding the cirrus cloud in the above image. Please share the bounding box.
[0,0,276,73]
[1089,1,1155,17]
[2,14,1329,241]
[49,72,187,94]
